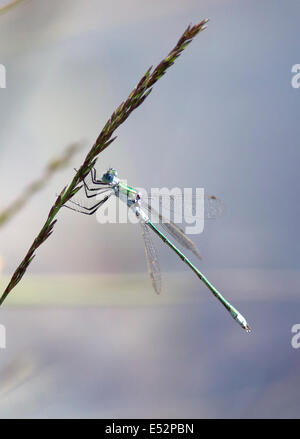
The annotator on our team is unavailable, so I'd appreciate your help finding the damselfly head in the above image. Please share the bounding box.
[102,168,118,183]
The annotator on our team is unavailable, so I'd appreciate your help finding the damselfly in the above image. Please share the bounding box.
[65,167,250,332]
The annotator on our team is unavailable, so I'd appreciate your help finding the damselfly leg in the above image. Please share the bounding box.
[65,168,113,215]
[91,167,107,185]
[65,195,111,215]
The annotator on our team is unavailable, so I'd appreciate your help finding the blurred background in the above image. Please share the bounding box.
[0,0,299,418]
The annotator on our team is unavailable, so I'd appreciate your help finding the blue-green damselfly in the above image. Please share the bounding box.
[65,168,251,333]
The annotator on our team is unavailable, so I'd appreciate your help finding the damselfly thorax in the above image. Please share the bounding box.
[105,174,149,222]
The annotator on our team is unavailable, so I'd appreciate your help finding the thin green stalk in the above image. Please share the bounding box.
[0,19,209,306]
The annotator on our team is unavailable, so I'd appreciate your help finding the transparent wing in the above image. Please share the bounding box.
[142,203,202,260]
[142,194,224,220]
[140,222,162,295]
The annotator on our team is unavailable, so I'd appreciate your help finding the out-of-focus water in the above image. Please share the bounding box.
[0,271,299,418]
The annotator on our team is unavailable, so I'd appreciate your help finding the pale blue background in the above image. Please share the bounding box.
[0,0,299,418]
